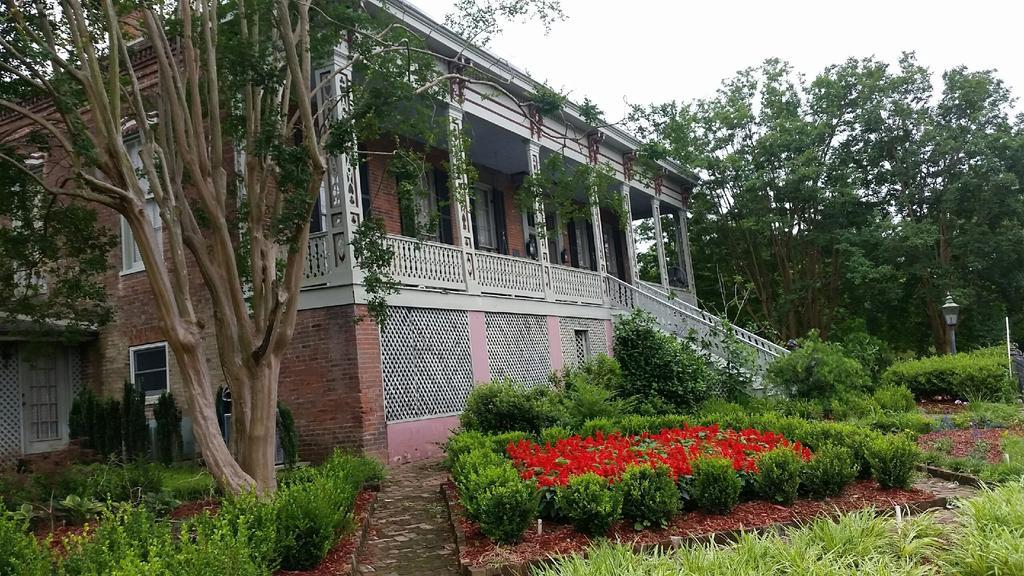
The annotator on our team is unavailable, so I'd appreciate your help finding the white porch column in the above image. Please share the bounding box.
[448,103,480,294]
[672,206,695,292]
[586,133,610,305]
[621,182,639,285]
[651,197,669,288]
[321,43,363,287]
[528,141,555,301]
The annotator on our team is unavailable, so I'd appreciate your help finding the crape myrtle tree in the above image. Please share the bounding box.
[0,0,563,493]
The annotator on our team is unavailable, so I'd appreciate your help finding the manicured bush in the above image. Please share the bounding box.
[463,463,536,543]
[765,332,871,399]
[461,381,558,434]
[613,310,713,412]
[755,448,803,505]
[0,512,50,576]
[866,435,920,489]
[452,448,506,496]
[277,402,299,467]
[881,347,1017,402]
[540,426,572,445]
[445,431,491,465]
[825,391,880,420]
[619,464,679,529]
[801,443,857,499]
[556,473,623,536]
[690,457,741,514]
[154,392,183,465]
[873,385,917,413]
[557,353,622,392]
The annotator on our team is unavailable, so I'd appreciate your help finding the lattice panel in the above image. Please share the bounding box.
[381,307,474,423]
[559,317,609,368]
[486,313,550,386]
[0,348,22,464]
[69,348,82,394]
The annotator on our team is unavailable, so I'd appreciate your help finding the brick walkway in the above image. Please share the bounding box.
[358,458,460,575]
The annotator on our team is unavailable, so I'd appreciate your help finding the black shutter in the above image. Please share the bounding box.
[585,220,597,271]
[434,167,453,245]
[567,220,580,268]
[470,196,479,249]
[359,155,371,220]
[494,189,508,254]
[397,175,416,237]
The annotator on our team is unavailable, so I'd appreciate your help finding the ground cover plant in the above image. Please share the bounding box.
[919,428,1024,482]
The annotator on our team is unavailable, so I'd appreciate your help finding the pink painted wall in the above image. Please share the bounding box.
[547,315,564,371]
[467,310,490,383]
[386,415,461,464]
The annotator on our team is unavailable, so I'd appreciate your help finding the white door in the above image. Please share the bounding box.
[21,348,70,454]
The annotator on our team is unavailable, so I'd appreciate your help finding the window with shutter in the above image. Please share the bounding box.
[121,140,163,274]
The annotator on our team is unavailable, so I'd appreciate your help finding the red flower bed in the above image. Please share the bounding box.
[507,425,812,487]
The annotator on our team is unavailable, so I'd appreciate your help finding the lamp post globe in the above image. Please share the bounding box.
[942,294,959,354]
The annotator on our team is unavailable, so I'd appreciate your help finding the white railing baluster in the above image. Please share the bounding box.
[384,235,467,291]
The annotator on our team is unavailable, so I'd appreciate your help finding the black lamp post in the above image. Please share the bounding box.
[942,293,960,355]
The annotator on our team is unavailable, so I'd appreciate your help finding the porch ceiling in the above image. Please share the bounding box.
[463,112,529,176]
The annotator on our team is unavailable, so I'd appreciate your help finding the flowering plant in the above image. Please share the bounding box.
[507,425,811,488]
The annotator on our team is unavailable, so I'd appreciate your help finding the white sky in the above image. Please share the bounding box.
[411,0,1024,120]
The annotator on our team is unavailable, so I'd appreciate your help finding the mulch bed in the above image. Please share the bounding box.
[918,399,968,414]
[443,480,941,573]
[168,498,221,520]
[36,523,90,556]
[275,489,377,576]
[917,428,1014,464]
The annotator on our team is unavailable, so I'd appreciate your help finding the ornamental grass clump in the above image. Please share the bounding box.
[556,473,623,536]
[619,464,679,530]
[801,443,858,499]
[755,447,803,505]
[866,435,920,489]
[690,457,741,514]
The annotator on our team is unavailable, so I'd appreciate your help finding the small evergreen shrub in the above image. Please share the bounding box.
[801,443,857,499]
[765,332,871,399]
[881,347,1016,401]
[464,463,536,543]
[619,464,679,529]
[154,392,183,465]
[121,381,150,461]
[556,472,623,536]
[755,448,803,505]
[559,376,630,429]
[277,402,299,467]
[825,391,879,420]
[866,435,920,489]
[873,385,917,413]
[68,388,122,457]
[540,426,571,445]
[690,457,742,514]
[445,431,491,465]
[0,512,51,576]
[452,448,506,499]
[460,381,558,434]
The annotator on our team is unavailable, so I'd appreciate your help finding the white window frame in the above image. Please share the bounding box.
[121,140,162,275]
[473,184,497,251]
[129,342,169,404]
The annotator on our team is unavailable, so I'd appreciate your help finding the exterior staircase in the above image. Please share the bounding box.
[604,276,787,375]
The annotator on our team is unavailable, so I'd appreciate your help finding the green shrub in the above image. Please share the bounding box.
[540,426,571,445]
[556,473,623,536]
[277,402,299,467]
[863,412,934,435]
[801,443,857,499]
[452,448,506,497]
[691,457,742,514]
[170,511,270,576]
[460,381,558,434]
[557,353,622,392]
[866,435,920,489]
[881,347,1016,402]
[68,388,122,457]
[755,448,803,505]
[559,377,630,429]
[578,417,617,438]
[445,431,491,465]
[154,392,183,465]
[613,310,713,412]
[121,381,150,461]
[765,332,871,399]
[825,391,880,420]
[619,465,679,529]
[463,463,536,543]
[0,512,51,576]
[873,385,917,413]
[59,505,174,575]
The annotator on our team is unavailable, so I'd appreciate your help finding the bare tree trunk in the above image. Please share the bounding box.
[232,359,280,493]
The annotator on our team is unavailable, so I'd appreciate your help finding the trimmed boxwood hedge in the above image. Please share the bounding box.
[881,347,1017,402]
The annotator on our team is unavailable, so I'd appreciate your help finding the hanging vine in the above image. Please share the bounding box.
[516,155,626,241]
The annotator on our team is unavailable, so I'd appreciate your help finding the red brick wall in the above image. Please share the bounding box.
[279,304,387,462]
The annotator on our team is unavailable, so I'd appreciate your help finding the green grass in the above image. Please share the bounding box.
[533,482,1024,576]
[160,466,218,501]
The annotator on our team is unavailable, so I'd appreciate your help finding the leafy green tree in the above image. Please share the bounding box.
[0,0,561,493]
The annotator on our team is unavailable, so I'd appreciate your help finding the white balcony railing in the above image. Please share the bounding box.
[303,232,331,284]
[385,235,467,291]
[477,251,545,298]
[550,264,604,305]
